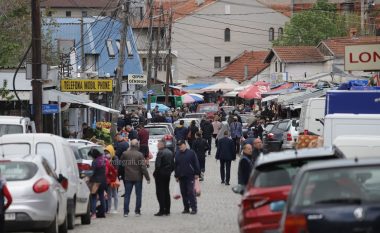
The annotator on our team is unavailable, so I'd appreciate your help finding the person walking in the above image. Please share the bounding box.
[201,119,214,155]
[187,120,199,149]
[238,144,254,186]
[174,120,188,142]
[104,148,118,214]
[252,138,264,164]
[212,116,222,146]
[174,140,200,215]
[192,132,209,181]
[215,131,236,185]
[153,140,175,216]
[89,148,107,218]
[230,116,243,155]
[125,125,138,141]
[120,140,150,217]
[136,124,150,166]
[0,173,12,233]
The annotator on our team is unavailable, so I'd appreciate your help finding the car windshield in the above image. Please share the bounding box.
[0,161,38,181]
[198,105,218,113]
[294,166,380,207]
[79,146,104,160]
[0,124,23,136]
[253,157,336,188]
[147,127,168,135]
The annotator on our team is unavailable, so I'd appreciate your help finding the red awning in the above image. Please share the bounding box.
[238,83,270,99]
[270,82,294,92]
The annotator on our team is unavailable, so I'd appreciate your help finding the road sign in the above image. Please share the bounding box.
[127,74,147,86]
[60,79,113,92]
[42,104,59,114]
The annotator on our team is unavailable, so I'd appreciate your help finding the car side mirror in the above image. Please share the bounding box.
[232,184,245,195]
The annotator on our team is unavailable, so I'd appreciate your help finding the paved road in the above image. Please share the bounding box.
[72,144,241,233]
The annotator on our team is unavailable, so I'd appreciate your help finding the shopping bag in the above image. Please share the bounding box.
[173,182,181,200]
[194,178,201,197]
[90,182,100,194]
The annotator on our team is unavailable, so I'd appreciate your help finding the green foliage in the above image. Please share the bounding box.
[0,80,15,101]
[274,0,361,46]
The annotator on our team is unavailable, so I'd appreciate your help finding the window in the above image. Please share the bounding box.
[158,57,163,71]
[0,143,30,157]
[278,27,284,39]
[0,162,38,181]
[275,61,278,72]
[85,54,98,72]
[269,27,274,41]
[279,62,283,72]
[126,40,133,57]
[66,11,71,17]
[106,39,115,58]
[139,7,144,20]
[224,28,231,42]
[225,4,231,14]
[36,143,56,170]
[0,124,23,136]
[82,11,88,17]
[225,56,231,63]
[214,56,221,68]
[47,11,52,17]
[142,58,147,71]
[115,39,120,52]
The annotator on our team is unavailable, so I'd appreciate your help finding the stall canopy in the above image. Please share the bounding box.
[201,82,240,92]
[238,81,270,99]
[44,89,120,114]
[183,83,212,91]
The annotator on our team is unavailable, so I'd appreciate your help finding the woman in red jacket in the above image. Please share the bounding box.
[105,151,119,214]
[0,177,13,233]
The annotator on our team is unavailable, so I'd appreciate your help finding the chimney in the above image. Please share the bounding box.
[244,65,248,80]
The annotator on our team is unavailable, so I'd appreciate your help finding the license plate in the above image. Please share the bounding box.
[5,213,16,221]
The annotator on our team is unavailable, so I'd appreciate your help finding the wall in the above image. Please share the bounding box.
[171,0,289,82]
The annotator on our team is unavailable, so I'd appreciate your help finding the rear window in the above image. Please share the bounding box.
[0,161,38,181]
[294,166,380,207]
[197,105,218,113]
[276,121,290,131]
[147,127,169,135]
[253,157,336,188]
[0,124,23,137]
[36,143,56,170]
[0,143,30,156]
[79,146,104,160]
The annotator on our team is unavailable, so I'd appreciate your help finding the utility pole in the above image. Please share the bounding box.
[291,0,295,17]
[146,0,154,111]
[361,0,365,34]
[80,16,85,74]
[153,5,163,85]
[31,0,43,133]
[165,9,173,105]
[111,0,129,135]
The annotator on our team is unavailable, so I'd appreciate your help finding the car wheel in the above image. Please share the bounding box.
[44,215,58,233]
[81,198,91,225]
[58,216,68,233]
[67,203,75,229]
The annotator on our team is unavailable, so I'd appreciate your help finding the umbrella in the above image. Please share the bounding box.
[238,84,270,99]
[145,103,170,112]
[182,94,204,104]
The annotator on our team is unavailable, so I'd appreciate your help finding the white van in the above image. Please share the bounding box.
[298,98,325,135]
[334,135,380,159]
[324,114,380,147]
[0,116,36,136]
[0,133,91,229]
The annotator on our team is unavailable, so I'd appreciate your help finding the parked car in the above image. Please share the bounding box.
[67,139,95,147]
[196,103,219,119]
[263,119,298,152]
[281,120,299,150]
[0,134,91,229]
[147,122,175,135]
[173,118,200,129]
[145,125,175,161]
[2,155,69,233]
[0,116,36,136]
[235,147,343,233]
[280,158,380,233]
[184,113,206,119]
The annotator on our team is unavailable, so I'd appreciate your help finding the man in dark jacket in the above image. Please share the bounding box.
[215,131,236,185]
[137,124,149,160]
[252,138,264,164]
[126,125,138,140]
[174,140,200,215]
[201,119,214,155]
[120,140,150,217]
[174,120,188,141]
[153,141,174,216]
[238,144,254,186]
[192,132,210,181]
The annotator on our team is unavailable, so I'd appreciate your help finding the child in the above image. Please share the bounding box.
[0,174,12,232]
[105,147,119,213]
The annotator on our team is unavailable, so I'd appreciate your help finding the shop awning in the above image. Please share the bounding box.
[223,91,239,97]
[280,88,329,106]
[261,95,279,102]
[44,89,120,114]
[238,83,270,100]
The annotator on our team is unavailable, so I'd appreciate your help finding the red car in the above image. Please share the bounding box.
[236,148,342,233]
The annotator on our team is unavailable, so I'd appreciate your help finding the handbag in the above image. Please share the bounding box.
[172,182,182,200]
[194,178,201,197]
[90,182,100,194]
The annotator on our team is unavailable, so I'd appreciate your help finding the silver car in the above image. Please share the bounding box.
[3,155,68,233]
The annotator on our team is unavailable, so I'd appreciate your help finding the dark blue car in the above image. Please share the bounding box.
[279,158,380,233]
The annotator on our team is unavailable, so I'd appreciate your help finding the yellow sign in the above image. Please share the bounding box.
[60,79,113,92]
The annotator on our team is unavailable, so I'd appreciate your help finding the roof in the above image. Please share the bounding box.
[132,0,217,28]
[41,0,118,8]
[319,36,380,58]
[264,46,326,63]
[255,147,337,168]
[213,51,270,82]
[43,17,143,77]
[298,159,380,174]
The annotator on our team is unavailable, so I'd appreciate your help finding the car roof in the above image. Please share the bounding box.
[0,133,64,142]
[297,158,380,174]
[0,154,44,163]
[255,147,338,167]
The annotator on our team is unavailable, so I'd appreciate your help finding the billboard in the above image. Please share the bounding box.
[60,79,113,92]
[345,44,380,71]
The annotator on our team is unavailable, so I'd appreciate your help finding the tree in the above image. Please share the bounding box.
[274,0,361,46]
[0,80,14,102]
